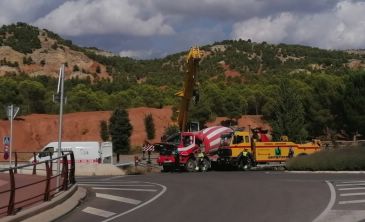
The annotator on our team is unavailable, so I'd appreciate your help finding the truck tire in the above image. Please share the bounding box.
[238,158,245,171]
[185,158,196,172]
[162,165,172,172]
[238,157,252,171]
[201,159,210,172]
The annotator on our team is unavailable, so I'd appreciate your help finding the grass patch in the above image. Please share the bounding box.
[286,146,365,171]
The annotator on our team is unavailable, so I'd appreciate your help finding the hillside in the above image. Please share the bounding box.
[0,22,111,81]
[0,23,365,140]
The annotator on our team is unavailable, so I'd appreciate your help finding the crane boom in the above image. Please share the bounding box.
[177,47,202,132]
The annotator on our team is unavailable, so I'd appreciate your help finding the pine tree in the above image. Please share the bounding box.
[144,113,155,140]
[109,108,133,162]
[270,79,307,142]
[100,120,109,141]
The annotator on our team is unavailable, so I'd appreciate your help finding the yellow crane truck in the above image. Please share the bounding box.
[216,129,321,170]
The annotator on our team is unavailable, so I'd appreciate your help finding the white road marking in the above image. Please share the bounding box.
[92,187,157,192]
[313,181,336,222]
[101,182,167,222]
[96,193,141,205]
[82,207,116,218]
[77,181,141,184]
[79,183,154,187]
[101,175,127,181]
[340,192,365,197]
[336,183,365,187]
[339,187,365,191]
[339,199,365,205]
[337,181,365,184]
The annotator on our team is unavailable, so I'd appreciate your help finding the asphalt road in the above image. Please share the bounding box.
[59,172,365,222]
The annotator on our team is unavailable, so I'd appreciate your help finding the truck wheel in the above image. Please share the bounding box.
[239,157,252,171]
[185,158,196,172]
[162,165,171,172]
[201,159,210,172]
[246,157,253,170]
[238,158,246,171]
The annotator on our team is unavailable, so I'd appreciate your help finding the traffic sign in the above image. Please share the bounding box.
[7,105,19,120]
[3,136,10,145]
[3,144,9,160]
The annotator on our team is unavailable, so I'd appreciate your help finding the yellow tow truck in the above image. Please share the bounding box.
[217,129,321,170]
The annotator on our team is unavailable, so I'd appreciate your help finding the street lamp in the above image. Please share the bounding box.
[5,105,19,168]
[56,64,65,189]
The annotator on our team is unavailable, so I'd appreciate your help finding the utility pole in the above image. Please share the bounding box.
[56,64,65,189]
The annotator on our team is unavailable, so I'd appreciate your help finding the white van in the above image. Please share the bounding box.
[33,141,113,164]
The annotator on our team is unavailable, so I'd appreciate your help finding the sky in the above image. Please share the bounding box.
[1,0,365,59]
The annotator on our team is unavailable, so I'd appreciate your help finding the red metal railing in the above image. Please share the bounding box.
[0,151,76,217]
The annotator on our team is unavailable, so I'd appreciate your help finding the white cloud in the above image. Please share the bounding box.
[231,0,365,49]
[119,50,153,59]
[33,0,174,36]
[0,0,49,24]
[232,13,295,44]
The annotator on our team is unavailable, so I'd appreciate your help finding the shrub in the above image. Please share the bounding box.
[286,145,365,171]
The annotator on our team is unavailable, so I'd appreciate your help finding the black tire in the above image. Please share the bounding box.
[238,158,245,171]
[162,165,172,172]
[238,157,252,171]
[246,157,253,170]
[201,159,210,172]
[185,158,196,172]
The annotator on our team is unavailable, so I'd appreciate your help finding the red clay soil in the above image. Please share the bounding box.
[0,106,269,158]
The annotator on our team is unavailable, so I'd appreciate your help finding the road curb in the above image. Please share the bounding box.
[0,185,87,222]
[286,171,365,174]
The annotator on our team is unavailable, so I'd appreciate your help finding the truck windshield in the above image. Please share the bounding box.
[221,134,232,146]
[232,135,244,144]
[182,135,194,147]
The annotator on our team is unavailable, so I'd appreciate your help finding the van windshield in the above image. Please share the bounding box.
[38,147,54,158]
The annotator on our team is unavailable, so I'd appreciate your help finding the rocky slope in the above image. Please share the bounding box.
[0,23,111,81]
[0,106,269,160]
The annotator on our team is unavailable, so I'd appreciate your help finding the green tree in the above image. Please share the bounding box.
[0,78,21,118]
[73,65,80,72]
[342,72,365,137]
[162,124,180,141]
[67,84,102,112]
[96,65,101,73]
[18,80,46,114]
[144,113,156,140]
[100,120,109,141]
[109,107,133,162]
[270,80,307,142]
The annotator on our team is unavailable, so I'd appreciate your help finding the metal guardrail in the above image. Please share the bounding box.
[134,156,161,169]
[0,151,76,217]
[321,140,365,149]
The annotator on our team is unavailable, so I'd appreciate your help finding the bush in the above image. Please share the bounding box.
[73,65,80,72]
[1,23,41,53]
[144,113,155,140]
[286,146,365,171]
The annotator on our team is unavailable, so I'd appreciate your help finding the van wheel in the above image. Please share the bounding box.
[185,158,196,172]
